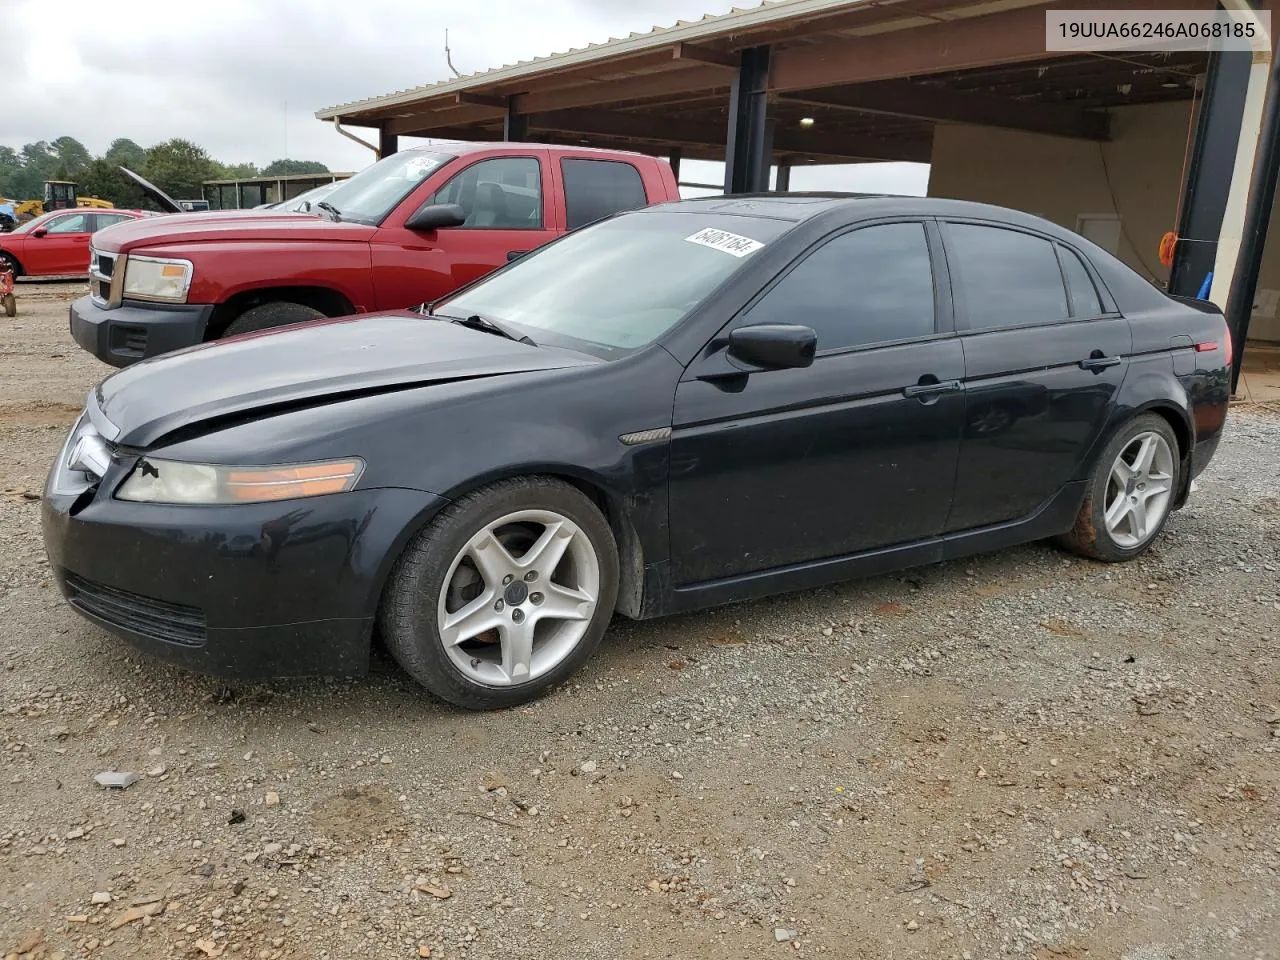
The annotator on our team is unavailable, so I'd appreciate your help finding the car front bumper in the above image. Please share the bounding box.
[70,295,215,367]
[42,481,446,678]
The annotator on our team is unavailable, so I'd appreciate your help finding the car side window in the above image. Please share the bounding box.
[561,159,648,230]
[429,157,542,229]
[1059,245,1105,318]
[45,214,90,234]
[946,223,1068,330]
[743,222,937,352]
[92,214,131,232]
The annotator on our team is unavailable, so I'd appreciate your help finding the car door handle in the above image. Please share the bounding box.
[903,379,962,399]
[507,250,529,262]
[1079,354,1122,371]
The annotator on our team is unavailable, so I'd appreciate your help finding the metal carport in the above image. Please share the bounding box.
[317,0,1280,388]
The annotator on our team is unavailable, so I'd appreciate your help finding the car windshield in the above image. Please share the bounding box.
[278,183,338,212]
[318,151,453,224]
[437,211,789,357]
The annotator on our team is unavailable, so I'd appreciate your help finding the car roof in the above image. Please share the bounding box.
[649,192,1092,236]
[402,141,655,160]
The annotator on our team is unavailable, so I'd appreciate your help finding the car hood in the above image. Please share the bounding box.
[92,311,596,448]
[92,208,375,252]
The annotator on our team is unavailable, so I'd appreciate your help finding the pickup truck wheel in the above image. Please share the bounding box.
[222,301,325,338]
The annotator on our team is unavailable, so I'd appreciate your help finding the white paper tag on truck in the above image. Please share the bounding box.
[684,227,764,258]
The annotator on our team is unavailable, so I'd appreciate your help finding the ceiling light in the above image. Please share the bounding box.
[799,117,815,127]
[1161,81,1181,89]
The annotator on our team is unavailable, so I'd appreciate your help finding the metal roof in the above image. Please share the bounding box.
[312,0,1209,166]
[315,0,864,120]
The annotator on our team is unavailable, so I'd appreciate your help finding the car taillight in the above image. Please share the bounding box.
[1224,324,1233,367]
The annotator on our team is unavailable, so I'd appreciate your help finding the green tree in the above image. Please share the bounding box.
[220,161,260,179]
[51,136,92,175]
[261,158,329,176]
[0,146,21,198]
[144,138,219,198]
[20,141,56,178]
[104,138,147,172]
[77,158,150,209]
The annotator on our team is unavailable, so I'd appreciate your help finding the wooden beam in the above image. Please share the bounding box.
[527,108,931,162]
[512,65,730,114]
[528,108,723,146]
[391,124,504,142]
[386,104,507,135]
[780,80,1111,141]
[672,42,738,69]
[456,91,508,109]
[769,0,1216,92]
[386,66,729,128]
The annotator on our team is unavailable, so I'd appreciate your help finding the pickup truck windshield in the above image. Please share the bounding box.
[438,211,788,357]
[320,151,453,225]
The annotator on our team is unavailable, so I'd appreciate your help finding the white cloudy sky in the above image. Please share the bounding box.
[8,0,928,194]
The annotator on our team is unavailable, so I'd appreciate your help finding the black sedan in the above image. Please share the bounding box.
[42,195,1231,709]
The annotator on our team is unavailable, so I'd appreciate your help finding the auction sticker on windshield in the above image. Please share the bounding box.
[684,227,764,257]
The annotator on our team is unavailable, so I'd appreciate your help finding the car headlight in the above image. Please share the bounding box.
[116,457,364,505]
[122,255,193,303]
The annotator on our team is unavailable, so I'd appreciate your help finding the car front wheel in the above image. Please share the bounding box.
[380,477,619,710]
[1058,413,1181,562]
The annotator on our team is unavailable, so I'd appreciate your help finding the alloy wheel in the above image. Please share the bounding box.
[1103,431,1176,549]
[437,509,600,686]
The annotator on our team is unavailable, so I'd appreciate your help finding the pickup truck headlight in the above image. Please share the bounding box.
[116,457,364,505]
[122,255,194,303]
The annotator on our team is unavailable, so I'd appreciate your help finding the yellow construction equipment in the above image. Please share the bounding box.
[0,181,114,226]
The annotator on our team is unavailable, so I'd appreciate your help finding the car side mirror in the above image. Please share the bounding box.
[727,323,817,370]
[32,227,47,238]
[404,203,467,232]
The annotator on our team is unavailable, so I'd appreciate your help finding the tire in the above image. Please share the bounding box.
[1056,413,1181,562]
[379,476,619,710]
[0,253,20,278]
[2,293,14,318]
[221,301,324,338]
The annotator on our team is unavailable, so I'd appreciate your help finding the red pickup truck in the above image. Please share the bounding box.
[71,143,681,367]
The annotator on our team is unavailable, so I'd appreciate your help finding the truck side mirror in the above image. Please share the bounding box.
[405,203,467,232]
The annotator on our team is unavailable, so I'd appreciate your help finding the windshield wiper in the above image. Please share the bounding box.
[442,312,535,346]
[315,201,342,222]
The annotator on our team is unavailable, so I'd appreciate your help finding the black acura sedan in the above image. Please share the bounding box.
[42,195,1231,709]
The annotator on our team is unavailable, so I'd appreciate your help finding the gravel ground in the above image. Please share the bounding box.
[1,282,1277,960]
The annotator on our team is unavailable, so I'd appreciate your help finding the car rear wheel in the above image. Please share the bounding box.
[380,477,619,710]
[222,301,324,338]
[1057,413,1181,562]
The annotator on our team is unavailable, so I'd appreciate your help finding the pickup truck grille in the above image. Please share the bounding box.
[89,248,123,307]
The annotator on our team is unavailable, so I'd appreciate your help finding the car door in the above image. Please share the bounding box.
[369,153,558,310]
[35,212,94,275]
[668,219,967,586]
[941,220,1132,532]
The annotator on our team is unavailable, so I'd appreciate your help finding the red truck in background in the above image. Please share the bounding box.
[71,143,682,367]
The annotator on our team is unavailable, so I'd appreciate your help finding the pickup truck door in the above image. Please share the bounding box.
[369,151,559,311]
